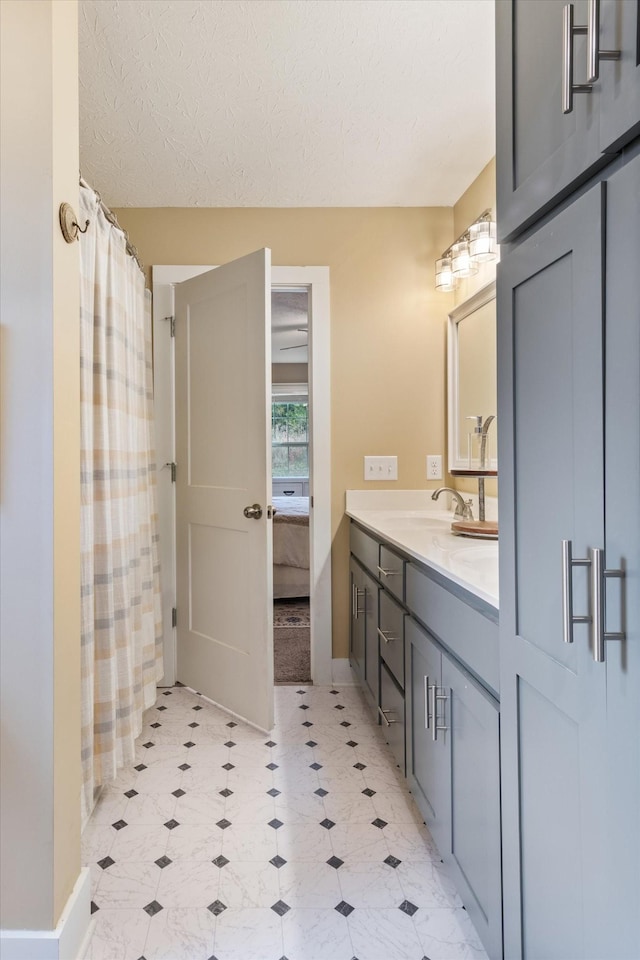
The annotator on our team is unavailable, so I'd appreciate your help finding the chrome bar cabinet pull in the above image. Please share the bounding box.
[586,0,620,83]
[561,540,625,661]
[377,627,398,644]
[561,539,591,643]
[424,675,431,730]
[377,565,401,578]
[562,4,592,114]
[378,706,398,727]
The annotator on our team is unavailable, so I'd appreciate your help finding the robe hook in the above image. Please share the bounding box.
[59,202,90,243]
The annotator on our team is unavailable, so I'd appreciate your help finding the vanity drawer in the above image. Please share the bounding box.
[378,545,404,601]
[406,563,499,697]
[350,523,380,575]
[379,662,405,773]
[379,590,405,689]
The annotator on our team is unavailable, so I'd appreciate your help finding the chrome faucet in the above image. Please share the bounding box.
[431,487,474,521]
[478,415,496,522]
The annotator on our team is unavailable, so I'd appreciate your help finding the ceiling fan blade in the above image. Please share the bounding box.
[280,342,308,351]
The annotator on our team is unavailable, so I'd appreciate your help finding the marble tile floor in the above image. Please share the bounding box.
[82,684,488,960]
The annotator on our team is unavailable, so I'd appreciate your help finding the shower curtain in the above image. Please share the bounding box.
[79,180,163,821]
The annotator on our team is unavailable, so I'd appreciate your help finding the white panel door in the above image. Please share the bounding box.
[174,249,273,731]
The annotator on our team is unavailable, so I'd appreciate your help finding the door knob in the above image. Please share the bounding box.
[243,503,263,519]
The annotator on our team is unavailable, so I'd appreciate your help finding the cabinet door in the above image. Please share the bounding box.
[405,618,450,858]
[442,655,502,960]
[599,153,640,960]
[598,0,640,152]
[362,569,379,710]
[349,558,365,684]
[498,184,607,959]
[496,0,605,242]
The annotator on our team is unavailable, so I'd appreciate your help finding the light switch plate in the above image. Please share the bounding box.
[364,456,398,481]
[426,455,442,480]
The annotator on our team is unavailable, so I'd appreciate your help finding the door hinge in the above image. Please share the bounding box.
[163,315,175,337]
[171,607,177,628]
[165,461,177,483]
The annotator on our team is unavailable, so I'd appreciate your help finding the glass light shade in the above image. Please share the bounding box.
[435,256,456,291]
[451,239,479,278]
[469,219,498,262]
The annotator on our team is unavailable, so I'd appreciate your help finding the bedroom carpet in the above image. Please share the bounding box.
[274,599,311,684]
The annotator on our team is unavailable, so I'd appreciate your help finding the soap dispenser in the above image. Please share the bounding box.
[465,415,483,469]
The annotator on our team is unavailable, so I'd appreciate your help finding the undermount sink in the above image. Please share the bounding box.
[382,516,448,530]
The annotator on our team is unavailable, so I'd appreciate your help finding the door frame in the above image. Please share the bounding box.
[152,263,332,688]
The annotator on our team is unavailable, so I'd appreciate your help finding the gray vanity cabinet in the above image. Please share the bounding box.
[349,557,366,687]
[497,154,640,958]
[406,616,502,960]
[349,556,379,713]
[496,0,640,242]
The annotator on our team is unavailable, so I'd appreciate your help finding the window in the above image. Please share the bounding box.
[272,400,308,477]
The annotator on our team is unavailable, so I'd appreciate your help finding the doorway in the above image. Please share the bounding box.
[152,263,332,703]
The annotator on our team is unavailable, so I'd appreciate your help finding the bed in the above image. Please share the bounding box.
[272,496,309,599]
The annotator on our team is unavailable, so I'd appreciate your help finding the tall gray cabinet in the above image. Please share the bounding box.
[497,2,640,957]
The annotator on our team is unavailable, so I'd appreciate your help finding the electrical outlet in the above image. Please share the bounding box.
[364,456,398,481]
[426,454,442,480]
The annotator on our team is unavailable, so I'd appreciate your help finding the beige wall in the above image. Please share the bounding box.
[0,0,81,931]
[114,206,454,657]
[450,158,498,499]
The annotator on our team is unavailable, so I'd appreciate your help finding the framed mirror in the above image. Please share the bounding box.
[447,281,497,474]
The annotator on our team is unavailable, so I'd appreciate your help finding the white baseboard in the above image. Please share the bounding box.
[0,867,90,960]
[331,658,357,684]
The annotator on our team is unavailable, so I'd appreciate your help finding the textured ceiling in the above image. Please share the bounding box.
[79,0,495,208]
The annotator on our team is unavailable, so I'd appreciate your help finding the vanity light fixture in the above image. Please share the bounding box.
[435,210,499,291]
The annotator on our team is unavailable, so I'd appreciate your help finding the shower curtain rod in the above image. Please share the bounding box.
[79,175,144,275]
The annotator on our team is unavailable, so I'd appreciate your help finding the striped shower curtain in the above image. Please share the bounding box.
[79,181,163,822]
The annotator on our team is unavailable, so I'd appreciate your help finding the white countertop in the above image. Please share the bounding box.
[345,490,499,611]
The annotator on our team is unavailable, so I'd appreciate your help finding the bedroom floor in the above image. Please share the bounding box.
[273,599,311,684]
[81,683,487,960]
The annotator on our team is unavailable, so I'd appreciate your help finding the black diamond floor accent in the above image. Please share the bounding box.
[266,762,279,770]
[150,722,161,729]
[178,763,191,771]
[90,901,99,914]
[340,721,351,728]
[124,789,138,799]
[155,855,172,869]
[220,788,233,798]
[162,690,172,696]
[268,818,283,830]
[184,741,196,748]
[330,689,340,695]
[327,856,344,869]
[265,740,276,747]
[353,762,366,770]
[175,681,185,686]
[188,722,199,728]
[271,899,290,916]
[399,899,418,917]
[299,704,310,710]
[362,788,376,797]
[222,762,235,771]
[226,721,237,728]
[164,819,179,830]
[335,900,354,917]
[310,762,323,771]
[305,740,317,747]
[207,900,227,916]
[134,763,147,772]
[372,818,388,829]
[320,818,335,830]
[157,705,167,711]
[302,721,313,727]
[224,741,236,748]
[297,689,306,694]
[335,704,345,710]
[346,740,358,747]
[269,855,287,868]
[142,741,155,749]
[267,787,281,797]
[97,856,115,870]
[384,854,402,868]
[314,787,328,797]
[172,788,186,798]
[216,819,231,830]
[111,820,127,831]
[192,705,202,711]
[212,855,230,868]
[143,900,163,917]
